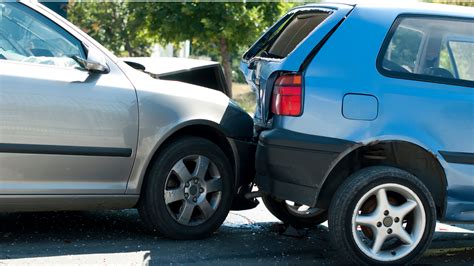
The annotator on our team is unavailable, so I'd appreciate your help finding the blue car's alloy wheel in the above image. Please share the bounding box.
[329,166,436,264]
[351,183,426,262]
[262,195,327,228]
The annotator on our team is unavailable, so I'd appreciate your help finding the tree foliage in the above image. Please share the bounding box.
[68,1,155,57]
[138,2,293,91]
[139,2,288,54]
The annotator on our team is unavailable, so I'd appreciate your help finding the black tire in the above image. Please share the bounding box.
[328,166,436,265]
[262,195,327,228]
[138,137,234,240]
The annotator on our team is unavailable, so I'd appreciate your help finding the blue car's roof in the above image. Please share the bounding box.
[300,1,473,19]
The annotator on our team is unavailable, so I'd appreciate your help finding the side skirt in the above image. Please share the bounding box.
[0,195,139,212]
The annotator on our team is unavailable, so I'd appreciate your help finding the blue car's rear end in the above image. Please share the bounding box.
[242,2,474,264]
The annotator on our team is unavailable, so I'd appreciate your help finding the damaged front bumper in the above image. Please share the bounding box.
[228,137,259,210]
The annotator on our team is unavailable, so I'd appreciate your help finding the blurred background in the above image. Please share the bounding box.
[41,0,473,113]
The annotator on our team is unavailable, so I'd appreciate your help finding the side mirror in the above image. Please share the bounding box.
[73,47,110,74]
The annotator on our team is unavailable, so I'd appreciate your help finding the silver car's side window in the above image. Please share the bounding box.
[0,2,85,68]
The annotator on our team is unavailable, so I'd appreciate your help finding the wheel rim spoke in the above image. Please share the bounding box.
[206,178,223,193]
[172,159,192,183]
[198,199,215,219]
[165,154,222,226]
[286,201,321,216]
[355,213,378,227]
[193,156,210,180]
[164,188,185,204]
[393,199,417,218]
[395,227,413,245]
[371,231,386,254]
[376,188,390,211]
[292,202,302,208]
[177,202,195,224]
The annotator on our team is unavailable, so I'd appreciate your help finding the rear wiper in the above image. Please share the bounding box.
[261,51,283,59]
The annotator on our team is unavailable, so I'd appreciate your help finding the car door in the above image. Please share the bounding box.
[0,2,138,194]
[376,15,474,220]
[240,4,353,129]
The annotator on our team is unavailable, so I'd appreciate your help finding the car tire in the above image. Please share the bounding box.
[138,137,234,240]
[328,166,436,265]
[262,195,327,228]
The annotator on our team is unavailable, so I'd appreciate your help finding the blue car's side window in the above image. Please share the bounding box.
[447,40,474,81]
[384,26,424,74]
[377,15,474,87]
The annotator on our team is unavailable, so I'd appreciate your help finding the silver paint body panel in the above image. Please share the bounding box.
[0,195,139,212]
[0,59,138,195]
[120,65,229,195]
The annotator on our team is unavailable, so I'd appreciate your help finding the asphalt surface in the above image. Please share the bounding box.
[0,203,473,265]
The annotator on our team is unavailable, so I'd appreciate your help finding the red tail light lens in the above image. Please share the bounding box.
[271,74,302,116]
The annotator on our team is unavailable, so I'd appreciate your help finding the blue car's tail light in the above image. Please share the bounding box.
[271,74,303,116]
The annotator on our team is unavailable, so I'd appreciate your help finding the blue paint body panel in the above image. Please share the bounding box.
[242,2,474,222]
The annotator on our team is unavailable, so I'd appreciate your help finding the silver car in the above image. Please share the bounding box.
[0,1,256,240]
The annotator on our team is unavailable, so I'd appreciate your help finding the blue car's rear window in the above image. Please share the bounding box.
[246,10,331,60]
[267,12,331,58]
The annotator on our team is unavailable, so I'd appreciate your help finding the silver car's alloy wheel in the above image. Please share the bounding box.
[351,183,426,262]
[164,155,222,226]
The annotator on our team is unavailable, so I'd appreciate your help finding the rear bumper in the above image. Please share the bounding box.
[255,128,355,206]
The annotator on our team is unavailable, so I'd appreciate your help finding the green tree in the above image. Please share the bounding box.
[68,1,155,57]
[134,2,292,94]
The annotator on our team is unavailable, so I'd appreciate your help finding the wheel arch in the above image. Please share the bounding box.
[138,120,237,196]
[316,140,447,219]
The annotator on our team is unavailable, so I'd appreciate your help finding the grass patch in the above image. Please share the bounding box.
[233,91,256,114]
[232,83,256,114]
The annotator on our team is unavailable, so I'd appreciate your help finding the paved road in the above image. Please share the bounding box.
[0,203,473,265]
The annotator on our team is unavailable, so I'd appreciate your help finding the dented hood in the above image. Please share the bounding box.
[122,57,230,97]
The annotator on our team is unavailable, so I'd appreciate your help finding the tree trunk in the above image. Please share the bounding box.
[125,41,135,57]
[219,37,233,98]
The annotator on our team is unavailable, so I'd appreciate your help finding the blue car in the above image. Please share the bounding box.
[241,2,473,264]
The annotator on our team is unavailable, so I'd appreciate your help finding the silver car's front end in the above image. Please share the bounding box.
[0,1,256,215]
